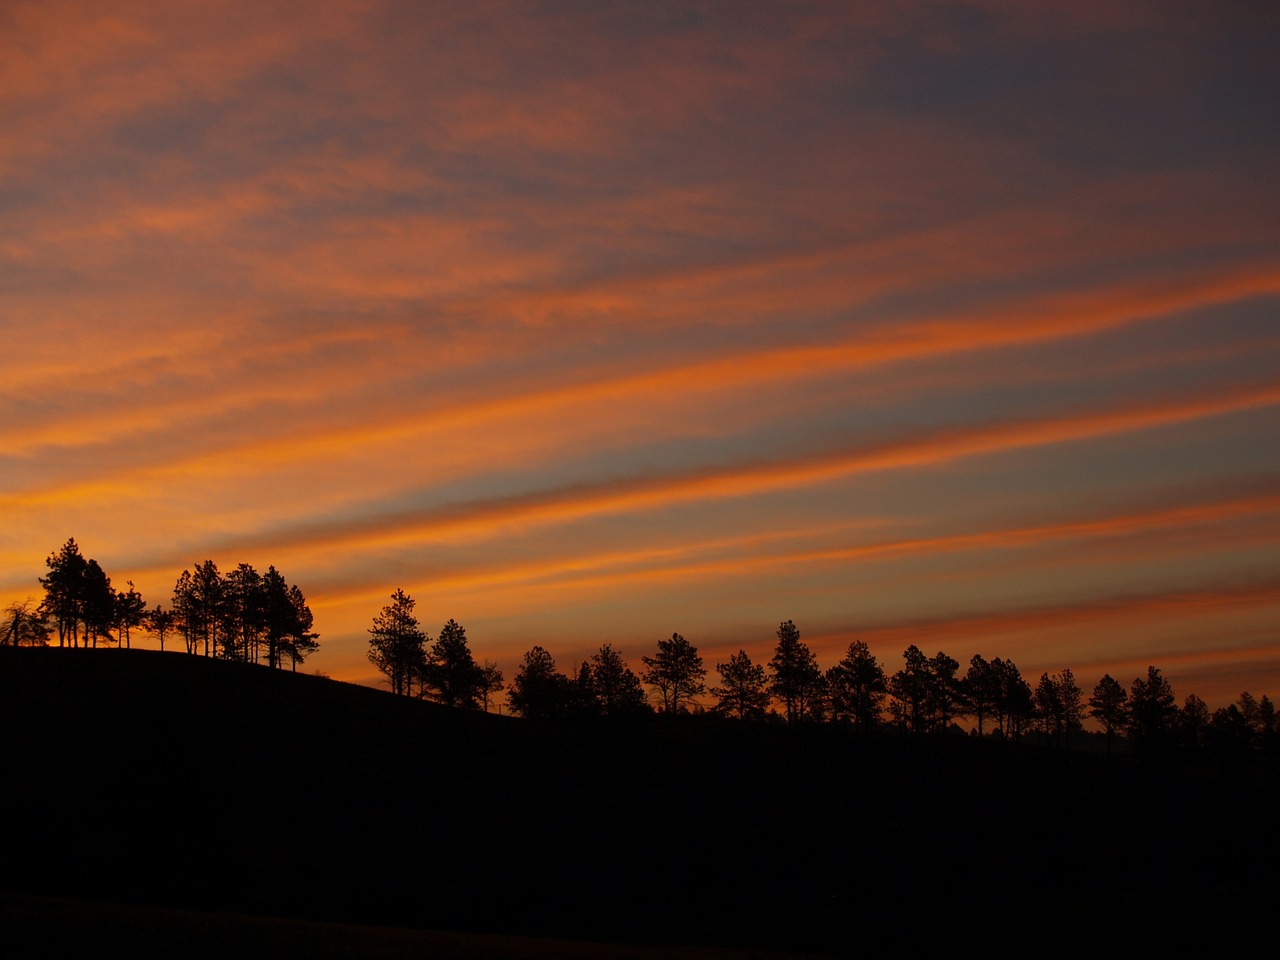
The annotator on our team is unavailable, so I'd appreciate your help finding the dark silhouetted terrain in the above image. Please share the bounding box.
[1,647,1275,954]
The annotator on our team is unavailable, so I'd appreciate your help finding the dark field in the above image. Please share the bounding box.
[1,648,1275,955]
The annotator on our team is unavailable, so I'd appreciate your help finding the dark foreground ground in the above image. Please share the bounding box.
[1,648,1276,955]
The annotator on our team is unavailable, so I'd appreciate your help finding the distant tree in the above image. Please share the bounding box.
[768,620,822,723]
[589,644,648,716]
[173,561,224,657]
[826,641,886,733]
[711,650,771,720]
[566,661,598,717]
[114,581,147,650]
[278,584,319,671]
[1208,703,1255,756]
[1258,695,1277,747]
[990,658,1034,741]
[1088,674,1128,756]
[1226,691,1276,750]
[1237,692,1260,733]
[961,654,998,736]
[39,538,88,647]
[1033,673,1061,742]
[508,645,570,718]
[425,619,483,708]
[171,570,196,654]
[259,567,316,669]
[1126,666,1177,755]
[641,633,706,715]
[1033,669,1083,749]
[3,599,49,647]
[888,645,931,732]
[1178,694,1211,751]
[478,660,505,713]
[889,646,960,733]
[367,589,426,696]
[147,605,175,653]
[222,563,264,661]
[80,559,116,648]
[927,650,961,730]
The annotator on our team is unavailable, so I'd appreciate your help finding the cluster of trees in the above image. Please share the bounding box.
[13,549,1274,761]
[168,559,317,668]
[506,643,649,718]
[2,539,319,670]
[486,619,1277,758]
[8,538,146,649]
[366,590,503,709]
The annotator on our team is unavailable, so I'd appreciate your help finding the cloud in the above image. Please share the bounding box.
[2,2,1278,704]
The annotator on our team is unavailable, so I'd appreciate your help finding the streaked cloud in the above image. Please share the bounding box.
[2,1,1277,707]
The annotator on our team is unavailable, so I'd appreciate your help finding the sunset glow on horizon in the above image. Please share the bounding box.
[3,0,1277,708]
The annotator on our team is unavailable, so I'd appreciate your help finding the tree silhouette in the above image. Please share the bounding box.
[260,568,315,669]
[1088,674,1127,756]
[1127,666,1177,755]
[367,589,426,696]
[888,645,930,731]
[961,654,997,736]
[1258,695,1277,747]
[566,661,598,717]
[1178,694,1211,751]
[39,538,88,647]
[115,581,146,650]
[146,605,175,653]
[641,633,706,714]
[1033,669,1083,749]
[478,660,505,712]
[173,561,224,658]
[278,583,319,670]
[508,645,569,718]
[711,650,771,720]
[825,641,885,733]
[588,644,648,717]
[768,620,822,723]
[1210,691,1276,753]
[425,619,483,708]
[79,559,115,648]
[926,650,961,729]
[1054,670,1085,747]
[3,599,49,647]
[989,657,1034,741]
[223,563,265,661]
[889,645,960,732]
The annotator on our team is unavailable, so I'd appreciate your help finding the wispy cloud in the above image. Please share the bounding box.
[2,1,1277,704]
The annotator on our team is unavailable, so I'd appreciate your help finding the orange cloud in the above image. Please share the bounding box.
[810,579,1280,660]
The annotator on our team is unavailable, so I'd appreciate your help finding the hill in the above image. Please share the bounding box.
[1,647,1276,953]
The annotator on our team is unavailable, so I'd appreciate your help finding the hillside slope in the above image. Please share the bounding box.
[1,647,1275,951]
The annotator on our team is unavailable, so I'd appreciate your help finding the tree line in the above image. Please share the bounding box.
[3,538,318,670]
[7,545,1273,758]
[366,588,504,708]
[363,595,1278,758]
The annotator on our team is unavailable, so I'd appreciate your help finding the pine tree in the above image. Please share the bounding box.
[39,538,88,647]
[826,640,886,733]
[425,619,482,708]
[367,589,426,696]
[508,645,569,718]
[1126,666,1177,754]
[589,644,648,716]
[768,620,821,723]
[478,660,505,713]
[115,581,147,650]
[712,650,771,719]
[961,654,997,736]
[641,633,706,714]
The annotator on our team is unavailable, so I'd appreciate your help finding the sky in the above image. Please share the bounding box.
[2,0,1278,708]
